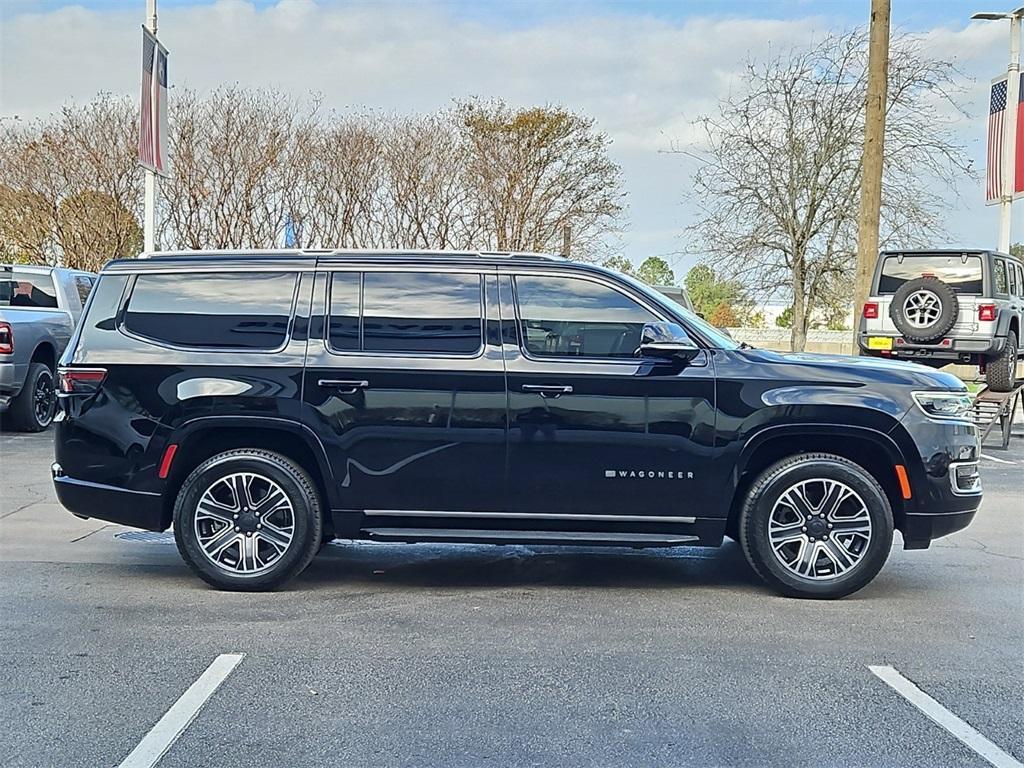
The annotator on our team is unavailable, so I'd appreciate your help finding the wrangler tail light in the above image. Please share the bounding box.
[862,302,879,319]
[978,304,997,322]
[0,322,12,354]
[58,367,107,394]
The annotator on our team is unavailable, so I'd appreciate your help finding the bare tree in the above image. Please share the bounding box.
[161,87,313,249]
[0,95,141,266]
[1,90,626,267]
[459,99,624,260]
[680,31,972,350]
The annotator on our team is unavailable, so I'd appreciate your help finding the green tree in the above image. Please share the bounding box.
[1010,243,1024,260]
[775,305,793,329]
[684,264,746,318]
[636,256,675,286]
[602,254,636,276]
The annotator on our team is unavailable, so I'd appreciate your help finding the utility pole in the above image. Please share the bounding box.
[974,8,1024,253]
[562,224,572,258]
[143,0,158,253]
[852,0,890,353]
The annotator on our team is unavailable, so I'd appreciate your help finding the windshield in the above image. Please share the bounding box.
[616,271,740,350]
[878,255,983,295]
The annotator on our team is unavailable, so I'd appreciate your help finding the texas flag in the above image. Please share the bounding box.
[138,26,169,176]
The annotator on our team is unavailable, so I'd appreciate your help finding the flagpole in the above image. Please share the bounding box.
[1000,13,1020,253]
[143,0,158,253]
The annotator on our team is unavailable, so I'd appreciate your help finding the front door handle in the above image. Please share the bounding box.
[521,384,573,398]
[318,379,369,394]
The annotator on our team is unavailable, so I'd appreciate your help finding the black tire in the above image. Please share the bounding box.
[888,277,959,342]
[985,330,1018,392]
[8,361,55,432]
[738,453,894,599]
[173,449,323,591]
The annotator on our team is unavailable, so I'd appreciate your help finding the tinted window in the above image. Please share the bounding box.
[1008,263,1021,296]
[124,272,296,349]
[878,255,984,295]
[362,272,482,354]
[74,276,95,307]
[515,275,656,358]
[994,259,1009,294]
[0,269,58,309]
[328,272,360,351]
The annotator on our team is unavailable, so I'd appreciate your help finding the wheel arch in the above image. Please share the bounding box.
[159,417,337,532]
[30,340,56,370]
[727,424,908,537]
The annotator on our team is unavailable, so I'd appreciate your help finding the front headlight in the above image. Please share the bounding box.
[912,391,974,420]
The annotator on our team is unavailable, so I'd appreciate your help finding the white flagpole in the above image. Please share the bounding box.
[143,0,158,253]
[1000,13,1020,253]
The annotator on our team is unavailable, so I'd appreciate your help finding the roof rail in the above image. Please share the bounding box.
[135,248,565,261]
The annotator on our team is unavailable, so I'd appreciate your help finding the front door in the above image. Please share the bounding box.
[303,265,506,516]
[501,270,717,521]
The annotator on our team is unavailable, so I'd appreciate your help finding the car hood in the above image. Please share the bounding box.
[736,348,967,391]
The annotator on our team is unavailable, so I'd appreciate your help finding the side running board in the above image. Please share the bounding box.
[361,528,700,547]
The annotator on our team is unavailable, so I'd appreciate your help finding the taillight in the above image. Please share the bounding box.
[862,302,879,319]
[0,322,12,354]
[978,304,997,322]
[58,367,107,394]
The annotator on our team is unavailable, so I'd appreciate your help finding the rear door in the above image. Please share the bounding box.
[302,263,506,516]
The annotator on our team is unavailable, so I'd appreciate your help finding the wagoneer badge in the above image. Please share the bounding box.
[605,469,694,479]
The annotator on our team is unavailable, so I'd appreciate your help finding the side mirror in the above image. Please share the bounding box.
[637,322,701,362]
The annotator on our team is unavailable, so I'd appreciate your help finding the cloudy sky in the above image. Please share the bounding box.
[0,0,1016,274]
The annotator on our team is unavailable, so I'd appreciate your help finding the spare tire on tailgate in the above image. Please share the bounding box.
[888,276,959,342]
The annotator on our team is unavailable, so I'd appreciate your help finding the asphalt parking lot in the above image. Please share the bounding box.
[1,427,1022,768]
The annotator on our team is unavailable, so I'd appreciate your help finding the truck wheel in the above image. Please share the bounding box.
[8,362,56,432]
[738,453,894,599]
[984,330,1017,393]
[173,449,323,591]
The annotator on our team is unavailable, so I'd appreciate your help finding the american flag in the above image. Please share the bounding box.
[986,78,1007,205]
[138,27,169,175]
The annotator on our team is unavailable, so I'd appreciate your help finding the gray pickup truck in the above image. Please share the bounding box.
[1,265,96,431]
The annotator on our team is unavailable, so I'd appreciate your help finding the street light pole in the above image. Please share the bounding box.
[973,7,1024,253]
[143,0,158,253]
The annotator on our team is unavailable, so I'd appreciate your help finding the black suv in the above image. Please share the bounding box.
[53,250,983,598]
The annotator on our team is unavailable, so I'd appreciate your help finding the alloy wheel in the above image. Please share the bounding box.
[902,289,942,328]
[767,478,872,580]
[33,370,54,428]
[193,471,296,576]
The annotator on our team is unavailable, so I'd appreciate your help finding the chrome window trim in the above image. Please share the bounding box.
[505,269,708,366]
[323,269,487,361]
[117,271,302,355]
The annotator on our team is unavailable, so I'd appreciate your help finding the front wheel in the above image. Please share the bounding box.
[173,449,323,591]
[738,453,894,599]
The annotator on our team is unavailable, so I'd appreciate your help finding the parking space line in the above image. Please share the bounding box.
[868,665,1023,768]
[117,653,245,768]
[980,453,1018,465]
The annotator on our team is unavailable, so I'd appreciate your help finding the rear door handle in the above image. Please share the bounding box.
[521,384,573,398]
[318,379,369,394]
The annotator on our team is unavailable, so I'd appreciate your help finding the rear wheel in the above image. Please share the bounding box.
[984,330,1018,392]
[738,453,894,599]
[173,449,323,591]
[8,361,55,432]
